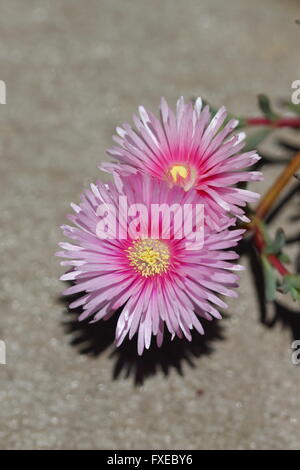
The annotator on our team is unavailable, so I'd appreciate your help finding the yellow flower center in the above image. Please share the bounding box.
[170,165,188,181]
[127,239,170,277]
[167,164,197,191]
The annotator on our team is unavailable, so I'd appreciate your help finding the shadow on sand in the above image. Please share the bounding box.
[60,293,225,386]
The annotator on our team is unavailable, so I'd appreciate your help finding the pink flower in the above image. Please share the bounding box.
[57,173,245,355]
[104,97,262,230]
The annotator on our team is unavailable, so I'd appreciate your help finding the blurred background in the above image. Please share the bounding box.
[1,0,300,450]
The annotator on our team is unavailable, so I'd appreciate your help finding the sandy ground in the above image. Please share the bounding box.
[1,0,300,450]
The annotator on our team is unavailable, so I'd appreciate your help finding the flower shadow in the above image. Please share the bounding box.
[60,293,226,386]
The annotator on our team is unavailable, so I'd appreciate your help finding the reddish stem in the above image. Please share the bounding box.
[246,117,300,127]
[253,225,290,276]
[255,151,300,220]
[247,150,300,277]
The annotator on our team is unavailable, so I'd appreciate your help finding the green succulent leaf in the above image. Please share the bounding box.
[282,274,300,291]
[282,275,300,303]
[278,252,291,264]
[291,287,300,302]
[264,228,286,255]
[258,94,279,121]
[261,255,277,301]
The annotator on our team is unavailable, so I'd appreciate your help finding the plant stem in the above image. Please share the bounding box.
[247,117,300,127]
[255,151,300,219]
[247,151,300,277]
[253,224,290,276]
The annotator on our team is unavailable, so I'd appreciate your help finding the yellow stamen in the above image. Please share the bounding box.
[126,239,170,278]
[170,164,188,182]
[167,164,197,191]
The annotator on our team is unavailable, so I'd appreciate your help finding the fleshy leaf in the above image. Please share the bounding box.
[282,274,300,303]
[278,252,291,264]
[261,255,277,301]
[258,94,279,121]
[264,228,286,255]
